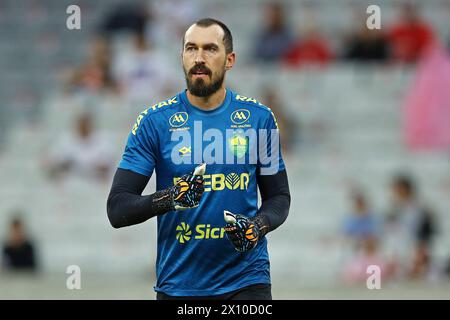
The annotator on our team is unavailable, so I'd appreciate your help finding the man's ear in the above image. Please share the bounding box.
[225,52,236,70]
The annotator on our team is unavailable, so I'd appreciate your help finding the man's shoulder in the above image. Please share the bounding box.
[230,91,276,124]
[142,94,184,117]
[130,94,184,135]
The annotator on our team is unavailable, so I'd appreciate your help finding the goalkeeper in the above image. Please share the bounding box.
[107,18,290,300]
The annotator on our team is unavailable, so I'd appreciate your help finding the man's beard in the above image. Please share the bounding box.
[184,65,226,97]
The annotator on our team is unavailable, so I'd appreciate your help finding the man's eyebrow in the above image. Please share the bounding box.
[203,43,219,49]
[184,42,197,48]
[184,42,220,49]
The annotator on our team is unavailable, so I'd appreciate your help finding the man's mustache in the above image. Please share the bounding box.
[189,65,212,76]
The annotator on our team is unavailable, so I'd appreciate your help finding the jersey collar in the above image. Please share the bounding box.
[180,89,232,116]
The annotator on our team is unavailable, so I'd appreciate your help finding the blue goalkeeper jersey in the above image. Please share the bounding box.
[118,89,285,296]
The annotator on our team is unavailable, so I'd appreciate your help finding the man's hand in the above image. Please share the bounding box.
[169,163,206,210]
[224,210,261,252]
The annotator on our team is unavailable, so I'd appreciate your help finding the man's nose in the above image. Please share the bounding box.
[194,49,206,64]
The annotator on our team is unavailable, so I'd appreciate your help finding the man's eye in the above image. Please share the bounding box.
[208,47,217,52]
[186,47,195,52]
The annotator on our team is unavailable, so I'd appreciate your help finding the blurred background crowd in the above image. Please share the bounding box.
[1,0,450,298]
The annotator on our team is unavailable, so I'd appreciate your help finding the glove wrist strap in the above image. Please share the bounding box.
[151,188,175,215]
[251,215,270,238]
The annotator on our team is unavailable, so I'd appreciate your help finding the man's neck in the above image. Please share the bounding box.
[186,87,227,111]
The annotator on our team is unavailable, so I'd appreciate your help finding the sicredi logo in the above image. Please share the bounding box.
[176,222,192,243]
[231,109,250,124]
[169,112,189,127]
[176,223,226,244]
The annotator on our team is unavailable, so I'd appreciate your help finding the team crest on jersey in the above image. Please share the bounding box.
[228,131,248,158]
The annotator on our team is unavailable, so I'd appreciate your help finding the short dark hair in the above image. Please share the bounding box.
[10,216,23,228]
[393,174,416,196]
[184,18,233,54]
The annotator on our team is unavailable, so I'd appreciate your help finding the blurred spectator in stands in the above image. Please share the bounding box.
[385,174,437,279]
[343,23,388,62]
[2,215,38,272]
[148,0,202,47]
[444,257,450,279]
[261,88,297,154]
[0,107,10,155]
[253,2,294,63]
[42,113,114,183]
[283,26,333,68]
[101,2,150,37]
[403,42,450,151]
[409,241,431,279]
[342,192,380,251]
[341,236,394,285]
[387,2,435,63]
[67,38,117,94]
[112,33,175,104]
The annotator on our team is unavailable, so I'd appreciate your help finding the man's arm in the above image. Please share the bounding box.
[107,167,204,228]
[224,169,290,252]
[255,169,291,236]
[107,168,169,228]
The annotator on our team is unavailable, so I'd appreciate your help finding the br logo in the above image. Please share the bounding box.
[231,109,250,124]
[225,173,241,190]
[176,222,192,244]
[169,112,188,127]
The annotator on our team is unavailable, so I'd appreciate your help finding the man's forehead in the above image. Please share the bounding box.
[184,24,224,46]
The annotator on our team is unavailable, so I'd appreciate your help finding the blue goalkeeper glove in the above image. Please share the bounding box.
[224,210,268,252]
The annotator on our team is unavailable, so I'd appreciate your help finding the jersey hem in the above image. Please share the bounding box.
[154,279,271,297]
